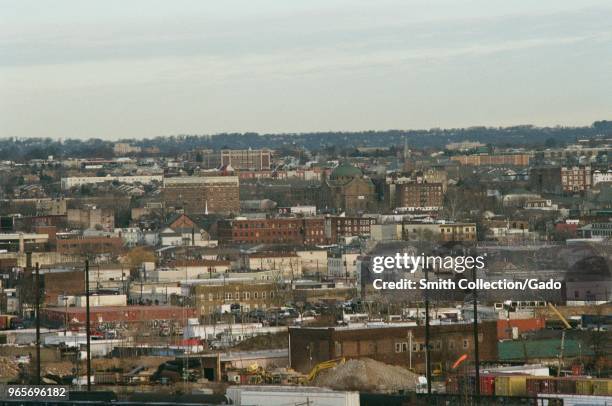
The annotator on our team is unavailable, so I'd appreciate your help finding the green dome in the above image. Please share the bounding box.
[330,162,362,180]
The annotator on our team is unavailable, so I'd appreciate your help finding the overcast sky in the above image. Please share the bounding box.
[1,0,612,139]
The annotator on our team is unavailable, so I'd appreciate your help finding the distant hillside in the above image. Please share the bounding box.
[1,120,611,161]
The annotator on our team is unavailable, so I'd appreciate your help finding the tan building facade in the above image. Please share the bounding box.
[192,281,280,316]
[162,176,240,214]
[221,149,272,170]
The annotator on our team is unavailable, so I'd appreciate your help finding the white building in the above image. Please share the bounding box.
[114,228,143,247]
[328,252,360,278]
[61,175,163,190]
[593,169,612,185]
[226,386,359,406]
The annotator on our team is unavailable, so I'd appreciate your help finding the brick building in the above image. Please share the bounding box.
[43,270,85,303]
[42,305,195,330]
[289,321,498,374]
[319,163,376,215]
[560,166,591,192]
[217,217,326,245]
[395,182,444,211]
[162,176,240,214]
[56,235,123,255]
[324,216,376,244]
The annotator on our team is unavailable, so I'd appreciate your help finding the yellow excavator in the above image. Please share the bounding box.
[302,357,346,383]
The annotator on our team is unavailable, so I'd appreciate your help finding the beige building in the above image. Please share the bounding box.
[402,223,477,242]
[192,281,280,316]
[67,207,115,231]
[220,149,272,170]
[113,143,141,155]
[162,176,240,214]
[296,249,328,275]
[36,198,67,216]
[241,252,302,279]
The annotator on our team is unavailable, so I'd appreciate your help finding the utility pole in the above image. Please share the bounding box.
[34,262,41,385]
[424,265,432,396]
[472,266,480,403]
[85,259,92,391]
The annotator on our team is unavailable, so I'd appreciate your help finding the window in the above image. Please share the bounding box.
[395,342,408,353]
[448,340,455,350]
[463,339,469,349]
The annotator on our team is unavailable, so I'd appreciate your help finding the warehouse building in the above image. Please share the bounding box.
[289,321,498,374]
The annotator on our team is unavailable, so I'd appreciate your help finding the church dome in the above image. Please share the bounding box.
[330,162,362,180]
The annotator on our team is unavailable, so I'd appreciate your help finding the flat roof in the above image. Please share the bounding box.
[178,348,288,361]
[43,305,189,314]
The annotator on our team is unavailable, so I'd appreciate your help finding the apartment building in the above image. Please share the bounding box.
[324,216,376,244]
[561,166,592,192]
[395,182,444,211]
[220,149,272,170]
[217,217,326,245]
[451,154,530,166]
[162,176,240,214]
[192,281,278,316]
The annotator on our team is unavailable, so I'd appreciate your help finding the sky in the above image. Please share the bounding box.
[1,0,612,139]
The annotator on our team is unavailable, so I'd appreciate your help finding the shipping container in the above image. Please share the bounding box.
[575,379,593,395]
[495,375,528,397]
[556,378,577,395]
[479,375,495,396]
[527,377,558,396]
[592,379,612,396]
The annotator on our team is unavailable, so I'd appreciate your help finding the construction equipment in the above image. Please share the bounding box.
[547,303,571,329]
[547,303,571,377]
[305,358,346,382]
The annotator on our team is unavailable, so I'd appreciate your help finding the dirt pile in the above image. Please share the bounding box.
[0,357,20,381]
[43,361,73,377]
[313,358,420,392]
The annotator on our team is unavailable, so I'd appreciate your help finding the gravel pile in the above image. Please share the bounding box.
[313,358,420,392]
